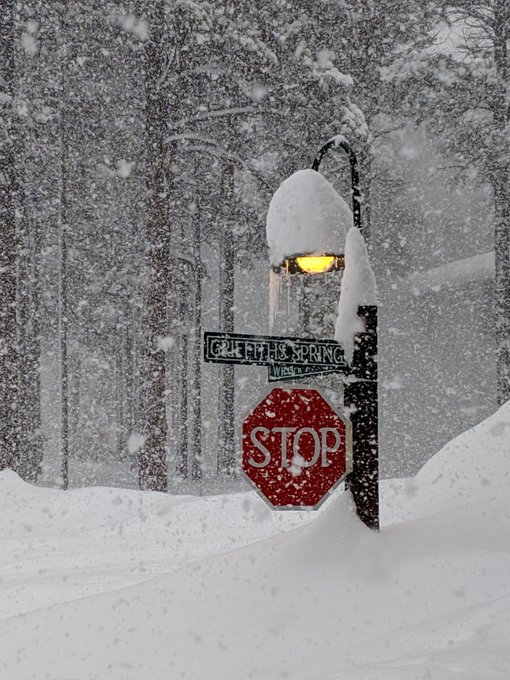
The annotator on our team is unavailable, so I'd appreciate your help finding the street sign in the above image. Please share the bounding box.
[242,387,351,509]
[267,364,340,382]
[204,331,349,372]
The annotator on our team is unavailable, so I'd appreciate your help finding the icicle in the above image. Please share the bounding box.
[286,269,291,320]
[269,269,281,331]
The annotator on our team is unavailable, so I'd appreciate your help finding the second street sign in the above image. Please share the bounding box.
[267,364,341,382]
[204,331,349,372]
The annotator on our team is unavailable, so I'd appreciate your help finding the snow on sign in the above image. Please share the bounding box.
[243,387,351,509]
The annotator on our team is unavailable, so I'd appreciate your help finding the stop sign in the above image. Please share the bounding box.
[242,387,351,509]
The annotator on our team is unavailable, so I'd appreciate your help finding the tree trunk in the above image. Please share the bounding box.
[115,347,125,459]
[299,276,313,337]
[69,353,81,458]
[360,149,372,243]
[57,6,70,490]
[493,0,510,404]
[140,0,169,491]
[17,205,42,482]
[494,169,510,404]
[124,327,135,440]
[0,0,19,472]
[177,303,189,479]
[121,322,138,462]
[191,202,202,481]
[217,170,236,476]
[59,175,70,489]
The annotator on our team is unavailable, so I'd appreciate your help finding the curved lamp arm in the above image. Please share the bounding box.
[311,136,361,233]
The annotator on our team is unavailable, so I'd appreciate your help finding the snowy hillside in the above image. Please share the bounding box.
[1,401,510,680]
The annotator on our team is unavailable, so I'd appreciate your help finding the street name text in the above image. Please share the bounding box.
[204,332,349,370]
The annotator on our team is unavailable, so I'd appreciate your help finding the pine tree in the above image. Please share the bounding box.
[0,0,20,472]
[413,0,510,403]
[140,0,170,491]
[330,0,439,238]
[159,0,360,478]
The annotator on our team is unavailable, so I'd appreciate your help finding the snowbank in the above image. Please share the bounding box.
[401,397,510,519]
[0,471,312,620]
[266,168,352,266]
[1,401,510,679]
[399,251,494,295]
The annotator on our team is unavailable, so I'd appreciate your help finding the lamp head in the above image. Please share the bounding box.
[277,253,344,275]
[266,169,351,274]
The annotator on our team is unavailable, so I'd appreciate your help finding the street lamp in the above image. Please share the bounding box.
[267,136,362,279]
[312,136,378,532]
[266,166,352,278]
[265,137,379,531]
[266,164,353,327]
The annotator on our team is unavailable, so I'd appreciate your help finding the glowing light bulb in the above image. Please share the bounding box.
[295,255,337,274]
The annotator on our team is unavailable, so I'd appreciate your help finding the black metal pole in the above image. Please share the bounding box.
[344,306,379,530]
[312,138,379,530]
[312,137,362,235]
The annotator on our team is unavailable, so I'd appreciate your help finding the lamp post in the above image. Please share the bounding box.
[311,135,378,530]
[266,136,379,530]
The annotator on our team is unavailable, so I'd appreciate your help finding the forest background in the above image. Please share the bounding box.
[0,0,508,492]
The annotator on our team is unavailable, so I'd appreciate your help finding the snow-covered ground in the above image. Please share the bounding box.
[1,400,510,680]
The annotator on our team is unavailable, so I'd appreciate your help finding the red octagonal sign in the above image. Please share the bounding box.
[242,387,351,509]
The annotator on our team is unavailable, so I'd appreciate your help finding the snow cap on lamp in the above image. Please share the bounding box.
[266,168,352,269]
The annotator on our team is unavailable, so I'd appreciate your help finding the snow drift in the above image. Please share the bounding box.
[1,400,510,680]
